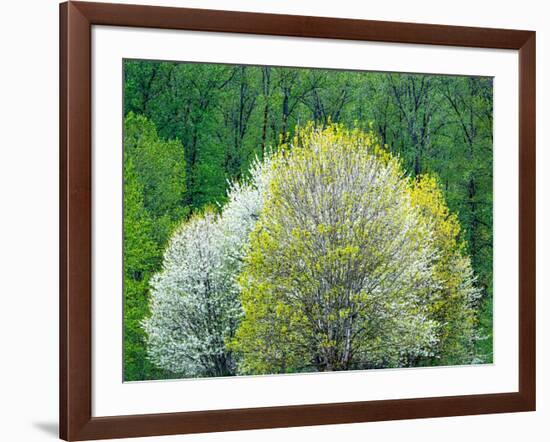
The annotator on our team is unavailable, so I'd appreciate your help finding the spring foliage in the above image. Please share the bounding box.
[145,124,480,377]
[124,113,187,380]
[125,62,493,380]
[408,175,480,365]
[231,125,478,374]
[123,159,161,379]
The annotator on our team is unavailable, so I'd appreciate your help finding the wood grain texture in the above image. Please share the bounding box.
[60,2,92,440]
[518,34,536,409]
[74,1,531,49]
[59,4,68,438]
[59,1,536,440]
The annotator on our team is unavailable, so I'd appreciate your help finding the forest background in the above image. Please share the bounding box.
[123,60,493,381]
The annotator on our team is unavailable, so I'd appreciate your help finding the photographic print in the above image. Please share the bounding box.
[123,60,493,382]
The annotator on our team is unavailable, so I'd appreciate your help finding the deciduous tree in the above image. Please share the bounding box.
[231,125,443,374]
[143,159,271,377]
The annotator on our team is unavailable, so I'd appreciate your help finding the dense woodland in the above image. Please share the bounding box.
[123,60,493,381]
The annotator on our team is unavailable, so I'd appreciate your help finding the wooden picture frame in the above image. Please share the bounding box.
[59,1,536,440]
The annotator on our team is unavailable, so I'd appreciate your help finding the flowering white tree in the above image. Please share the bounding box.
[142,159,270,377]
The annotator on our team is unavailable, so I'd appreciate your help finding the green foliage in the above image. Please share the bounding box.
[124,112,188,245]
[124,60,494,379]
[123,113,188,381]
[124,64,493,303]
[123,159,163,380]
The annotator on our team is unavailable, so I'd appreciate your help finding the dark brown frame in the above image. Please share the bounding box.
[60,1,536,440]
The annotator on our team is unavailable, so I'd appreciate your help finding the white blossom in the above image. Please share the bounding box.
[142,157,271,377]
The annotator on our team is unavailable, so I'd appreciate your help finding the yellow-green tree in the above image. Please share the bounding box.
[231,124,479,374]
[408,175,480,365]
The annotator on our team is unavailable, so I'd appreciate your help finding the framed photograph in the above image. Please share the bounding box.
[60,1,536,440]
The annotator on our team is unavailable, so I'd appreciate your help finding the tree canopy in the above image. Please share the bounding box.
[144,125,480,377]
[123,113,188,380]
[123,60,493,380]
[231,125,479,374]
